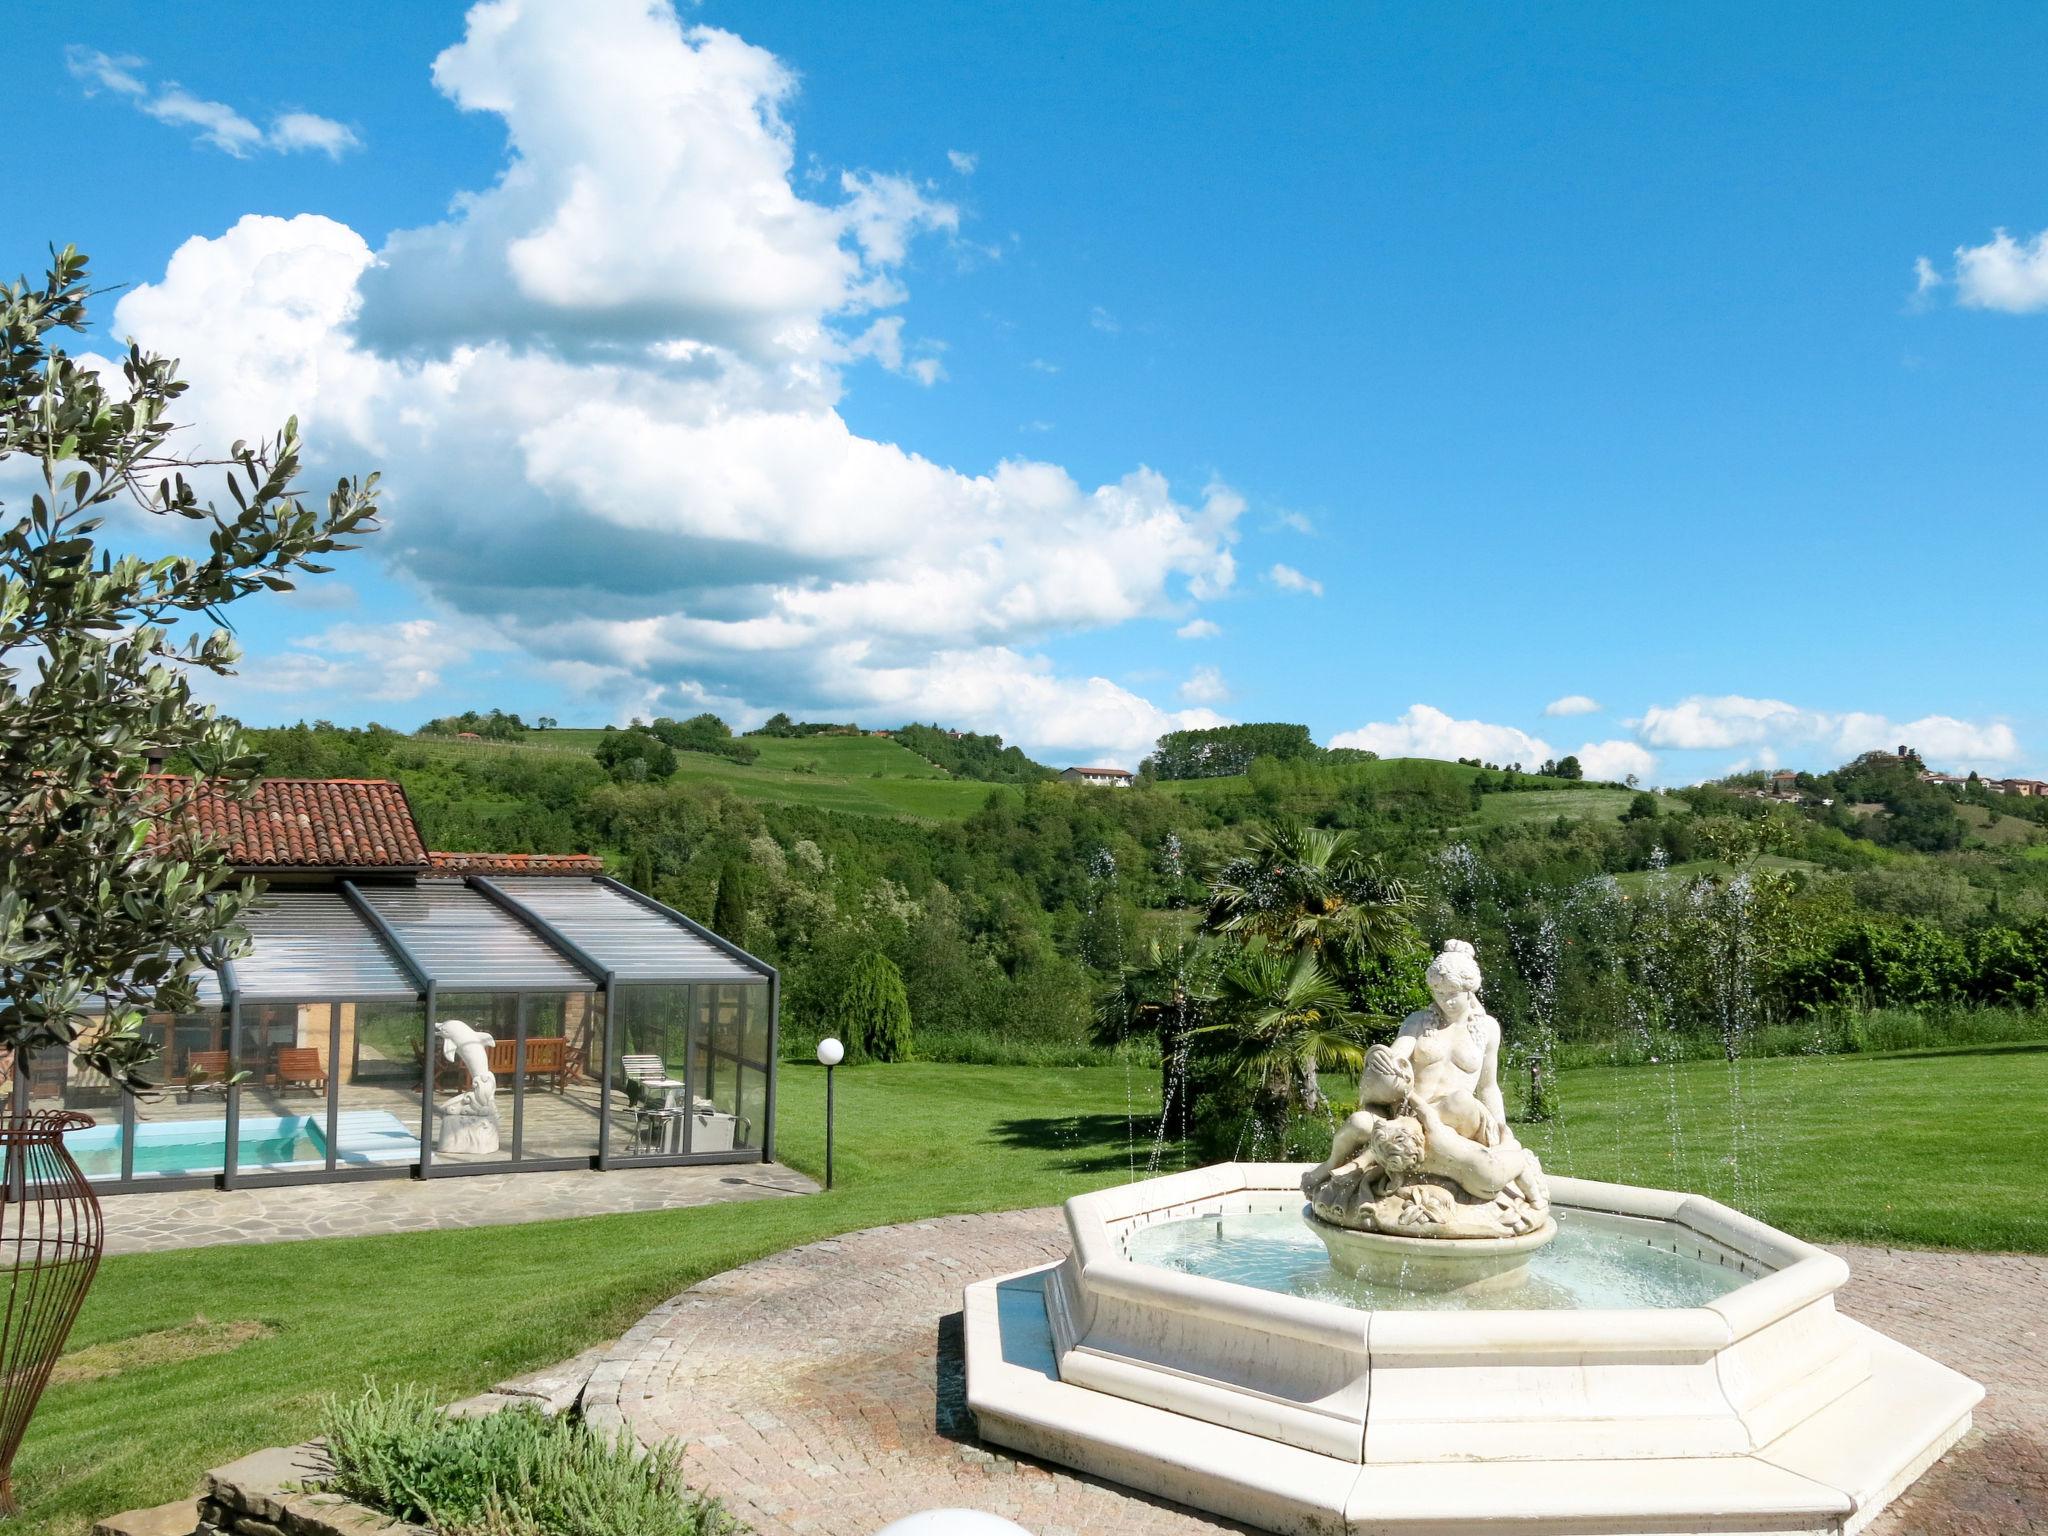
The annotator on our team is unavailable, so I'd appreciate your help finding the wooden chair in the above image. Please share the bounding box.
[183,1049,231,1087]
[274,1047,327,1095]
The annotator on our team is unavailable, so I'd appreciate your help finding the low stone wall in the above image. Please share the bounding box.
[198,1444,426,1536]
[93,1443,423,1536]
[91,1346,610,1536]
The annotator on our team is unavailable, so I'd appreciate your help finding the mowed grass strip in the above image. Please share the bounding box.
[22,1045,2043,1533]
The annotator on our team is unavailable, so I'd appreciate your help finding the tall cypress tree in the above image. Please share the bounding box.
[711,856,751,946]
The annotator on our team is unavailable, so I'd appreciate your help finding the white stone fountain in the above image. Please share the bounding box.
[962,939,1983,1536]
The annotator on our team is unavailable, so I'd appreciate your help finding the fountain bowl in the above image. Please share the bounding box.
[964,1161,1982,1536]
[1304,1205,1556,1292]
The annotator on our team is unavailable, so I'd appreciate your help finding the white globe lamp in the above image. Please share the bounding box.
[816,1036,844,1188]
[874,1514,1033,1536]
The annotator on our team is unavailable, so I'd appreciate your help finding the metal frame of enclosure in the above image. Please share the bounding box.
[11,878,778,1195]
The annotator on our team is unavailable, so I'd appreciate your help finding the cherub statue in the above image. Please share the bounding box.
[1303,940,1549,1240]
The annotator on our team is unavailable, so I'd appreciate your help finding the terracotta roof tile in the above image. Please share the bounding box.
[147,776,429,870]
[424,851,606,878]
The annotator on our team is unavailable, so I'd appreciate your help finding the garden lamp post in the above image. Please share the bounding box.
[817,1036,844,1189]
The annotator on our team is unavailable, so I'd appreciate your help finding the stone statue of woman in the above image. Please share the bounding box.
[434,1018,501,1155]
[1303,939,1548,1239]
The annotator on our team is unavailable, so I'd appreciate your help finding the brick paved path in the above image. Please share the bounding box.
[588,1208,2046,1536]
[99,1161,815,1254]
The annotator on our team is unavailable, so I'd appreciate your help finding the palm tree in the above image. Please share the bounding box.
[1194,944,1368,1121]
[1095,931,1222,1141]
[1205,821,1411,972]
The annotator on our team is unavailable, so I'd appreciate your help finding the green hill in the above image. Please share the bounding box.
[414,727,1009,822]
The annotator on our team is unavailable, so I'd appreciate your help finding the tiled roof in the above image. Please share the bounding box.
[425,851,606,878]
[148,776,429,870]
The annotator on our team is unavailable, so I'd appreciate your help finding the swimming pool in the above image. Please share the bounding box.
[64,1110,420,1180]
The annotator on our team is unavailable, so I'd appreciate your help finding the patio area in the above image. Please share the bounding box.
[98,1157,817,1255]
[583,1209,2048,1536]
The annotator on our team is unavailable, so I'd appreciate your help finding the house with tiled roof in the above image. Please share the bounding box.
[147,776,430,878]
[1059,765,1136,788]
[31,776,777,1195]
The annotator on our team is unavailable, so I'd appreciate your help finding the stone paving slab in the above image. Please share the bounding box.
[98,1162,816,1254]
[588,1208,2046,1536]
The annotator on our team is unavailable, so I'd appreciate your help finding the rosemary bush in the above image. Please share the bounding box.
[317,1385,739,1536]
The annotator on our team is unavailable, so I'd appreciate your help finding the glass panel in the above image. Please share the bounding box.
[430,992,518,1165]
[237,1002,329,1174]
[335,1000,427,1170]
[690,985,742,1155]
[610,983,691,1159]
[120,1012,231,1182]
[732,981,769,1151]
[24,1018,127,1182]
[516,994,600,1163]
[741,984,771,1068]
[735,1064,767,1153]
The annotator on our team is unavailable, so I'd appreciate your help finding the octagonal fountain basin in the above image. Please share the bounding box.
[963,1162,1983,1536]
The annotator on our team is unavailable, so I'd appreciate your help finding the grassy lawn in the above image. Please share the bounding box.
[17,1063,1163,1535]
[1518,1042,2048,1251]
[19,1044,2044,1532]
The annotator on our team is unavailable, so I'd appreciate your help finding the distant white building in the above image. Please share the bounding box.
[1061,765,1135,788]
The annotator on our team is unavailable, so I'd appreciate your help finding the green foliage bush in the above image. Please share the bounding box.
[1143,721,1324,780]
[646,714,758,765]
[1550,1004,2048,1071]
[833,949,913,1062]
[593,730,677,783]
[317,1385,737,1536]
[893,722,1052,783]
[420,709,528,741]
[746,712,857,738]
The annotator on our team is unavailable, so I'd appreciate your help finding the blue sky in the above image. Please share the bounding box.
[8,1,2046,781]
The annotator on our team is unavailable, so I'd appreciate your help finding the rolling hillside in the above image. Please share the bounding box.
[412,728,1014,822]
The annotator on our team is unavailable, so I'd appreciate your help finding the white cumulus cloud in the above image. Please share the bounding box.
[66,46,358,158]
[115,0,1236,763]
[1635,694,2020,769]
[1330,705,1552,767]
[1268,563,1323,597]
[1179,665,1228,705]
[1573,739,1657,783]
[1543,694,1600,717]
[947,149,977,175]
[1918,227,2048,314]
[225,620,477,705]
[1176,618,1221,640]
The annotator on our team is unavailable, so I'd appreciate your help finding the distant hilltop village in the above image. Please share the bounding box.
[1730,746,2045,805]
[1918,770,2046,797]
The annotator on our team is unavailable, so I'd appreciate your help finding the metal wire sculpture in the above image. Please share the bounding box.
[0,1111,104,1516]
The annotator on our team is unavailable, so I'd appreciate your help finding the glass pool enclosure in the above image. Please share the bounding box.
[10,876,777,1192]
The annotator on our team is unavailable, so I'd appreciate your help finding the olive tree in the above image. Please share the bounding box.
[0,247,379,1086]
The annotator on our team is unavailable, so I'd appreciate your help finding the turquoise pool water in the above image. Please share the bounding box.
[1122,1207,1754,1312]
[64,1111,418,1180]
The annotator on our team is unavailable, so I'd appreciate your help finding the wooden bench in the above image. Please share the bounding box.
[484,1035,577,1091]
